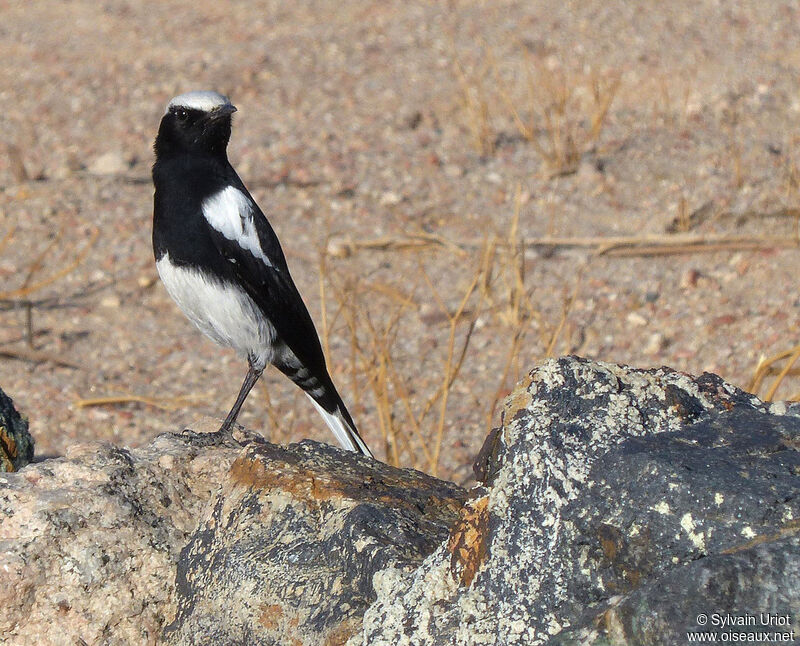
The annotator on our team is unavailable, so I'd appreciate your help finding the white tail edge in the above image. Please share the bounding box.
[307,395,373,457]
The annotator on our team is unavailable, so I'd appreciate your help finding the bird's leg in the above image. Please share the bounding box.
[218,359,263,436]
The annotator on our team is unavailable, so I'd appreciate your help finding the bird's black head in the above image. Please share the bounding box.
[154,91,237,159]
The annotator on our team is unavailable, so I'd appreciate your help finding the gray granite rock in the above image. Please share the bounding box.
[3,358,798,645]
[163,439,468,646]
[349,357,800,645]
[0,427,244,645]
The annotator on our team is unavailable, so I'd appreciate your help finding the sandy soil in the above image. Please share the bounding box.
[1,1,798,482]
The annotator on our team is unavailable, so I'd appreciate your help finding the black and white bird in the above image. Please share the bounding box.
[151,90,372,457]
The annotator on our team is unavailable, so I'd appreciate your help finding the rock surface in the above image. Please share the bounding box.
[0,426,244,645]
[349,356,800,645]
[551,534,800,645]
[549,405,800,645]
[3,358,798,645]
[163,439,468,646]
[0,388,34,472]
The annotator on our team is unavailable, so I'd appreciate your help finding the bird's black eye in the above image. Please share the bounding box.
[169,106,189,123]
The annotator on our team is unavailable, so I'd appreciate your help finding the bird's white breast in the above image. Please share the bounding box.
[155,253,274,368]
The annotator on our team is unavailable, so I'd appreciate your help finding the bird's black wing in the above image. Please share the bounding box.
[202,181,372,456]
[201,182,329,378]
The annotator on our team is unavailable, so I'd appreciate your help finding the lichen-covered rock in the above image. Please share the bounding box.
[0,427,244,645]
[4,359,798,645]
[163,439,468,646]
[0,388,33,472]
[551,534,800,645]
[349,357,800,645]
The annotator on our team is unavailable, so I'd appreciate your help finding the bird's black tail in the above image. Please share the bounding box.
[278,362,372,457]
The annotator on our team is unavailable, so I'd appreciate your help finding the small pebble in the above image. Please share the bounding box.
[379,191,402,206]
[627,311,648,327]
[88,151,129,176]
[644,332,667,355]
[681,269,700,289]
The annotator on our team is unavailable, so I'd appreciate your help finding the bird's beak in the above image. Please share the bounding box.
[212,104,237,118]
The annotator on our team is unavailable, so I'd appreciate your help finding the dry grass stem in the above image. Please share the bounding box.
[0,226,16,256]
[420,263,486,475]
[326,232,798,259]
[322,229,505,473]
[21,228,63,292]
[470,39,620,173]
[364,307,430,466]
[545,267,584,359]
[750,345,800,402]
[0,345,82,369]
[0,226,100,300]
[257,380,289,444]
[484,187,544,429]
[453,55,495,156]
[74,393,210,411]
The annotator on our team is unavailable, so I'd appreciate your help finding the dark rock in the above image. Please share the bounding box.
[551,534,800,645]
[0,387,33,471]
[473,426,501,484]
[559,407,800,609]
[163,439,468,646]
[350,357,800,645]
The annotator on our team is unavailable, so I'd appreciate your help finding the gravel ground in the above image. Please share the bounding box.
[1,0,798,482]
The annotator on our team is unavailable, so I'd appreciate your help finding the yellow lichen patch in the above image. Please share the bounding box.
[258,603,284,630]
[653,501,671,515]
[680,513,706,551]
[229,454,272,489]
[503,372,535,421]
[624,568,642,586]
[228,455,341,502]
[447,495,490,587]
[599,533,619,560]
[324,618,360,646]
[228,449,467,520]
[0,424,18,472]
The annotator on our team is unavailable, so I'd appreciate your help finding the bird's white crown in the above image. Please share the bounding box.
[166,91,233,114]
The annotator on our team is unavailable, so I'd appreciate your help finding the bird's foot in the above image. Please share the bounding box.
[209,423,245,447]
[175,424,244,448]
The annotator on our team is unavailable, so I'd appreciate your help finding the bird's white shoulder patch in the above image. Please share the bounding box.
[166,91,231,114]
[202,186,273,268]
